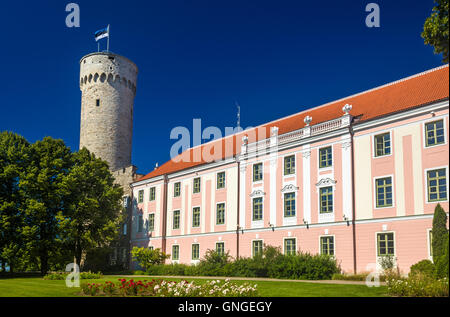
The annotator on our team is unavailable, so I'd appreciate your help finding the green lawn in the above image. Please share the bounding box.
[0,276,388,297]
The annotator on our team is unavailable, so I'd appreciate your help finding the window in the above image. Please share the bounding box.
[216,203,225,225]
[253,163,263,182]
[427,169,447,202]
[172,245,179,261]
[284,155,295,175]
[138,214,144,233]
[148,214,154,232]
[173,210,180,229]
[192,244,200,260]
[217,172,226,189]
[193,177,201,193]
[320,236,334,256]
[319,186,333,213]
[425,120,445,147]
[252,240,263,257]
[192,207,200,227]
[149,187,156,201]
[284,192,296,217]
[149,246,154,251]
[96,99,100,107]
[376,177,393,208]
[138,190,144,203]
[123,223,127,235]
[374,133,391,157]
[319,146,332,168]
[174,182,181,197]
[216,242,225,256]
[377,233,394,256]
[284,238,296,255]
[252,197,263,221]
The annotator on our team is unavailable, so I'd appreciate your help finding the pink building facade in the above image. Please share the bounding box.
[130,65,449,274]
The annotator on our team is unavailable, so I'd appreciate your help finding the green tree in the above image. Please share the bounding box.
[432,203,448,261]
[0,131,30,273]
[19,137,73,275]
[422,0,449,63]
[56,148,124,269]
[131,247,170,271]
[434,233,449,278]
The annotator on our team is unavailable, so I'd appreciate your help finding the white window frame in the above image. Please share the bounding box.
[251,239,264,258]
[252,162,264,183]
[318,145,333,170]
[422,116,448,149]
[216,171,226,190]
[192,206,201,228]
[373,174,395,210]
[282,237,297,255]
[372,129,393,159]
[171,244,180,263]
[424,165,449,204]
[319,235,336,257]
[216,201,226,226]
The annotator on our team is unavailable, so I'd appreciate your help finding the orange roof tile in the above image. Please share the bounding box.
[138,65,449,182]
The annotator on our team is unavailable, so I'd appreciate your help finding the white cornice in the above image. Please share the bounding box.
[353,99,449,132]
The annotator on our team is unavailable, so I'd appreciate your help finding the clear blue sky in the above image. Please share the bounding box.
[0,0,444,175]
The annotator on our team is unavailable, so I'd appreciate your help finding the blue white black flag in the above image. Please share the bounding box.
[94,25,109,41]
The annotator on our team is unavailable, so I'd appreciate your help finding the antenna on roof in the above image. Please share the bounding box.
[235,101,241,129]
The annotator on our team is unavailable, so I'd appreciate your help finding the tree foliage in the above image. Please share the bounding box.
[432,203,448,260]
[131,247,170,271]
[0,132,30,272]
[56,148,123,268]
[0,131,124,274]
[422,0,449,63]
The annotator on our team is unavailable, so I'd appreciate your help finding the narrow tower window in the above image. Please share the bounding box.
[96,99,100,107]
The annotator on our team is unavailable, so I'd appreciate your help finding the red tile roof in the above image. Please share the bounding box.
[138,65,449,182]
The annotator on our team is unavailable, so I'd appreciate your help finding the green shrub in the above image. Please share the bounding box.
[195,249,232,276]
[131,247,170,271]
[432,203,448,260]
[409,260,435,278]
[435,233,449,279]
[138,245,340,280]
[43,271,103,280]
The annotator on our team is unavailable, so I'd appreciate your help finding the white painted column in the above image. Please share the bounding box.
[341,134,352,220]
[302,144,311,223]
[269,126,279,226]
[239,136,248,229]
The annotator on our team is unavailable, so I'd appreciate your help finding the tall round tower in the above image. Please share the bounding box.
[79,52,138,171]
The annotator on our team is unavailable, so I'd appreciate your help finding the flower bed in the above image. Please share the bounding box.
[81,278,258,297]
[387,275,449,297]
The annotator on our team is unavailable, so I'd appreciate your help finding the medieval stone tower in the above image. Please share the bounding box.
[79,52,141,196]
[79,52,137,170]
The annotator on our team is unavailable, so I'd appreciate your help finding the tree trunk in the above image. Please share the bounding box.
[75,241,82,271]
[40,254,48,276]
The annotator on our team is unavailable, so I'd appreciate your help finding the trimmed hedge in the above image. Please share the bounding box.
[43,271,103,280]
[141,246,340,280]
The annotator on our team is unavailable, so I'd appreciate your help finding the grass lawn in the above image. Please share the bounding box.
[0,275,388,297]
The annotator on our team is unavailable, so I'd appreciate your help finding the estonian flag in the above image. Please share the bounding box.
[94,25,109,41]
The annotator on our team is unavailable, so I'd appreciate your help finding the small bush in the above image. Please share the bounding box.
[409,260,435,278]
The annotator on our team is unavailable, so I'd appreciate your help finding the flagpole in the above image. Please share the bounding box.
[107,24,110,52]
[97,42,100,52]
